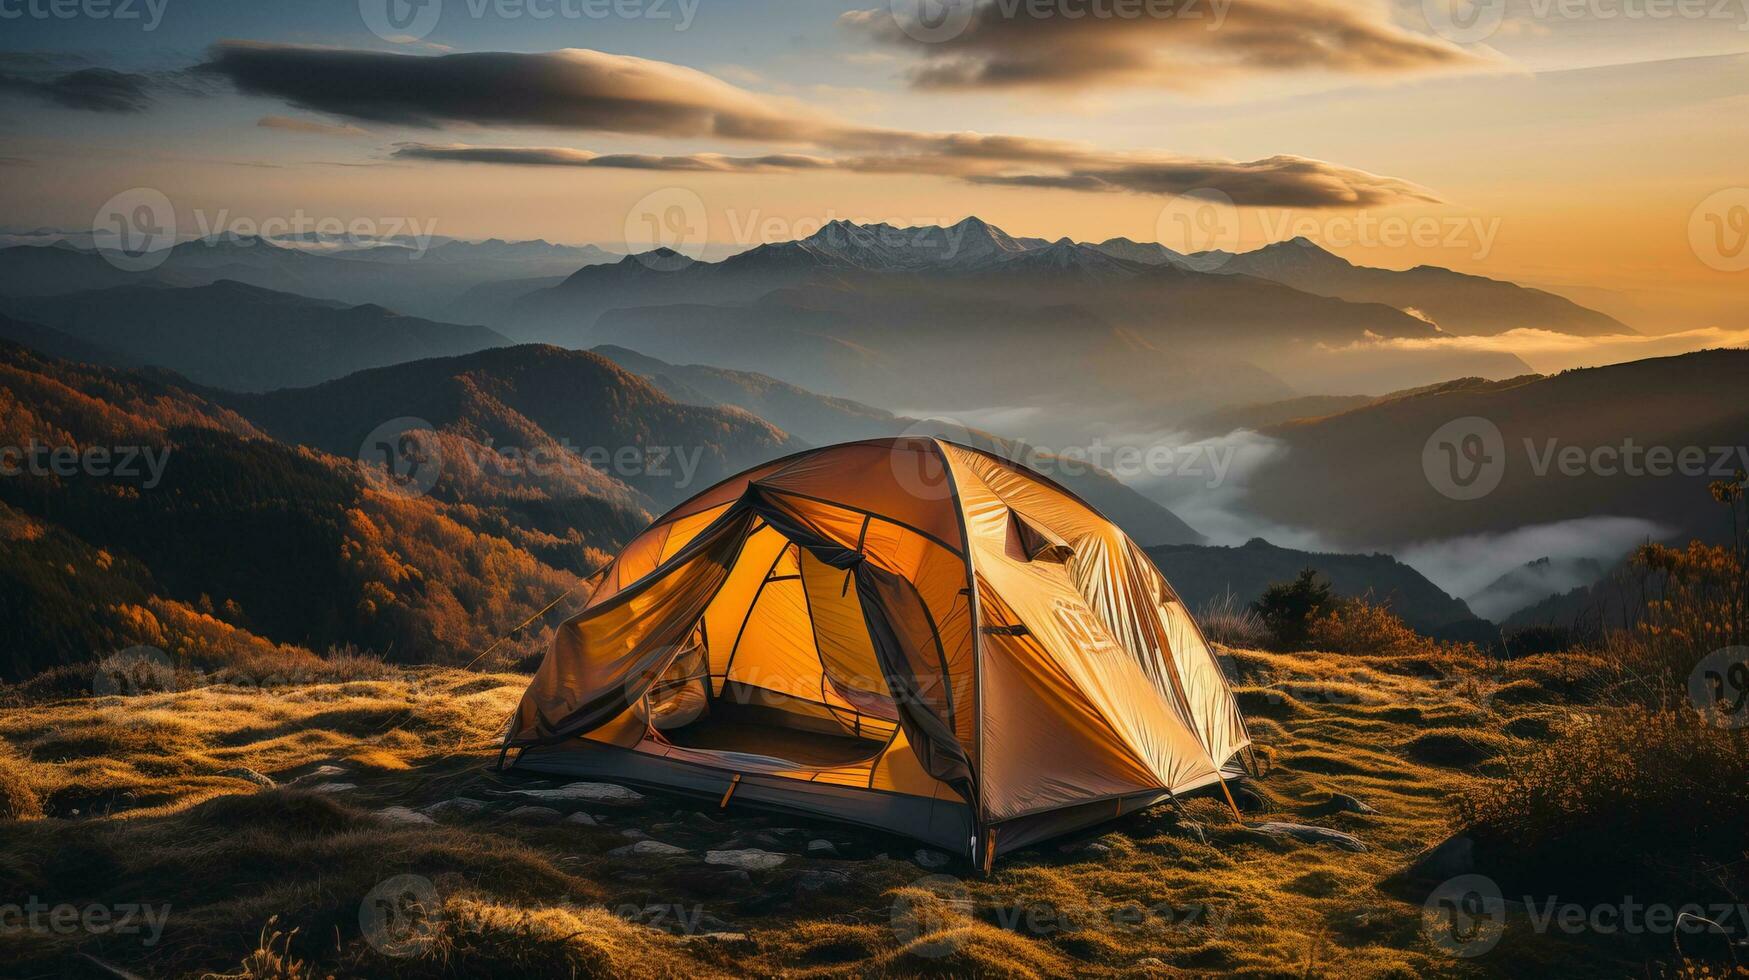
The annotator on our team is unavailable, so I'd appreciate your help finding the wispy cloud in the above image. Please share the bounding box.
[1330,326,1749,373]
[399,139,1434,207]
[257,114,370,138]
[393,143,837,172]
[201,42,1437,207]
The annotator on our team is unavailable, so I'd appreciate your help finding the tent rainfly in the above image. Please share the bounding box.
[502,438,1251,866]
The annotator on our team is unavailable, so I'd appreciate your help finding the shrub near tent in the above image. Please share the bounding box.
[502,438,1252,865]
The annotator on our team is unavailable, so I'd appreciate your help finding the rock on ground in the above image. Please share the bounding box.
[376,806,435,826]
[1316,792,1379,816]
[611,839,688,857]
[306,782,356,793]
[502,782,644,804]
[706,848,788,871]
[563,812,599,826]
[421,798,487,818]
[795,869,850,893]
[218,767,275,788]
[913,849,951,869]
[505,805,563,822]
[1249,822,1368,852]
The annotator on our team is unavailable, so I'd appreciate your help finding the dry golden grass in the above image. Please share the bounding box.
[0,650,1736,978]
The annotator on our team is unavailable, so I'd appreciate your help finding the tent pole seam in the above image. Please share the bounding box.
[932,438,985,861]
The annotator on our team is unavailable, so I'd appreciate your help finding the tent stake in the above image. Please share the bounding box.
[719,773,742,808]
[982,827,999,874]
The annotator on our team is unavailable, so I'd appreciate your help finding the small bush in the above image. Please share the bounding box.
[1306,597,1419,654]
[1457,708,1749,899]
[1502,625,1576,657]
[1196,592,1268,649]
[1252,569,1335,650]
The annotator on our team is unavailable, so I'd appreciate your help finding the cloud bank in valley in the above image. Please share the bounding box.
[203,43,1436,208]
[1330,326,1749,374]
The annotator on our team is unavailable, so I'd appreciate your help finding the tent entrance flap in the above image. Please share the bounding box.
[632,519,906,770]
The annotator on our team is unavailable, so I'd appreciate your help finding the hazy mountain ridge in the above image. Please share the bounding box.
[592,345,1206,546]
[1145,537,1488,635]
[0,235,613,324]
[222,344,804,512]
[2,280,510,391]
[1168,236,1633,336]
[1241,348,1749,548]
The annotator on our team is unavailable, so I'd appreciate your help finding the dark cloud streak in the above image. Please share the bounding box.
[0,68,154,113]
[842,0,1481,91]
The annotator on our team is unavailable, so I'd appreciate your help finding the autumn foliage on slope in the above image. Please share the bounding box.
[0,342,592,681]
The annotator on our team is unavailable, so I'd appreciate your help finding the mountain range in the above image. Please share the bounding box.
[1235,349,1749,548]
[1096,235,1632,337]
[501,219,1549,441]
[0,219,1613,443]
[0,235,617,324]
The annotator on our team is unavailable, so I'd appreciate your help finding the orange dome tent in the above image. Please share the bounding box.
[503,438,1251,865]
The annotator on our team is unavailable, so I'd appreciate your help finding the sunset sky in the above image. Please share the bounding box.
[1,0,1744,330]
